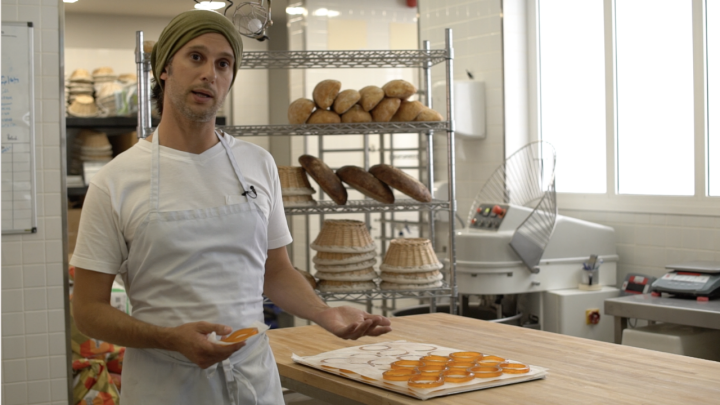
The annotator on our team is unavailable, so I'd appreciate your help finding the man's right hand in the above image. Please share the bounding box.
[163,321,246,369]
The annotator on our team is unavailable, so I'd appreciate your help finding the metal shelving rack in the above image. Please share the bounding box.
[134,29,459,315]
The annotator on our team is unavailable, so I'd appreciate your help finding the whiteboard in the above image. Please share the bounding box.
[2,22,37,234]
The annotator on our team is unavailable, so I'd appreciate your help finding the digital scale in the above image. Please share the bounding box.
[651,261,720,299]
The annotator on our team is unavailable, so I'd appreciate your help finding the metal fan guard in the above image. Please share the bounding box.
[232,2,270,37]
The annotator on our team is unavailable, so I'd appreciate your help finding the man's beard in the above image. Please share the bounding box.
[169,89,222,123]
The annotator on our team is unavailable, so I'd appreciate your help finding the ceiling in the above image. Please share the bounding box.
[63,0,230,18]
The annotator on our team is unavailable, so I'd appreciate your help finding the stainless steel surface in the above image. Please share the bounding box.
[604,294,720,343]
[240,49,448,69]
[423,39,436,250]
[283,199,449,215]
[445,28,458,315]
[135,32,152,138]
[219,122,448,137]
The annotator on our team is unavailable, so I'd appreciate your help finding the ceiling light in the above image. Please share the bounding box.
[194,1,226,11]
[286,6,307,16]
[312,8,340,18]
[63,0,78,3]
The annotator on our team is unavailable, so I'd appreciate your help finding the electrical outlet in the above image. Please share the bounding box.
[585,309,601,325]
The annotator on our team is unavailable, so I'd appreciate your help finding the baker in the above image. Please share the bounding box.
[71,9,391,404]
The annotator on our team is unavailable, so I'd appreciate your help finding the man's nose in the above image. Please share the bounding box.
[201,62,217,83]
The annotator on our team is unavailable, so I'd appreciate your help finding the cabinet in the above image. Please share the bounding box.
[134,30,459,314]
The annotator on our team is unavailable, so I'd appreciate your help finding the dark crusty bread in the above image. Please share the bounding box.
[336,165,394,204]
[299,155,348,205]
[369,164,432,203]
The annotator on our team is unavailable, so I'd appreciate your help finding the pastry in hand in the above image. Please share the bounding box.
[313,79,342,110]
[369,163,432,203]
[358,85,385,112]
[370,98,401,122]
[332,89,361,115]
[288,98,316,124]
[341,105,372,123]
[307,110,341,124]
[382,79,416,99]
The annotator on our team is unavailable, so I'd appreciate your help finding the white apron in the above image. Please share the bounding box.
[119,129,284,405]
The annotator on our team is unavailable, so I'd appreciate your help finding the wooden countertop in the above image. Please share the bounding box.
[267,313,720,404]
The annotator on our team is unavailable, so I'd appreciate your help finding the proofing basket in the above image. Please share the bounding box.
[380,238,443,273]
[310,220,375,253]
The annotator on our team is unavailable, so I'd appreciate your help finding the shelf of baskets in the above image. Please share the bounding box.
[239,50,448,69]
[283,199,449,215]
[316,284,453,302]
[218,121,448,137]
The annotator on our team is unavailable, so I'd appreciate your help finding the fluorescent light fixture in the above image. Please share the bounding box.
[312,8,340,17]
[286,6,307,16]
[63,0,79,3]
[194,1,226,11]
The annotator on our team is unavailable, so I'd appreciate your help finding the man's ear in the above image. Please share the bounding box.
[160,69,168,81]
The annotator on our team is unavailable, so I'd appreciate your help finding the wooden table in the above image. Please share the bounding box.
[605,294,720,343]
[267,313,720,404]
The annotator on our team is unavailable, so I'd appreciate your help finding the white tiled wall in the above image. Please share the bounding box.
[2,1,71,404]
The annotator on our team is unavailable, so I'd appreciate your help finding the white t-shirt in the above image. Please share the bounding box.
[70,132,292,275]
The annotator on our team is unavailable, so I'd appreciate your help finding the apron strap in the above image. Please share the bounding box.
[215,130,256,200]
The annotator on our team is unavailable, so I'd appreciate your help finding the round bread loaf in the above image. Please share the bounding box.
[314,258,378,273]
[380,270,443,284]
[288,98,316,124]
[341,105,372,123]
[391,100,425,122]
[332,89,361,114]
[299,155,347,205]
[371,98,401,122]
[380,280,444,290]
[382,80,416,99]
[336,165,394,204]
[369,164,432,203]
[294,267,317,289]
[313,79,342,110]
[315,267,378,281]
[313,251,377,265]
[318,280,377,292]
[307,110,341,124]
[415,108,443,122]
[358,85,385,112]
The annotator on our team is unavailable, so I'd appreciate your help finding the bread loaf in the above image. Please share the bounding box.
[332,89,361,114]
[307,110,341,124]
[288,98,316,124]
[358,85,385,112]
[415,108,443,122]
[313,79,341,110]
[382,80,416,99]
[299,155,348,205]
[391,100,425,122]
[336,165,394,204]
[370,98,401,122]
[341,105,373,123]
[369,164,432,203]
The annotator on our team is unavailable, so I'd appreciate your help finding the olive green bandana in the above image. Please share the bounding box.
[151,9,243,90]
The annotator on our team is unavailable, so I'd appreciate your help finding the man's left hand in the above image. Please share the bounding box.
[314,306,392,340]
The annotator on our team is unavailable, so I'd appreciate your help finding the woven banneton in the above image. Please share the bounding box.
[380,280,443,291]
[310,220,375,253]
[317,280,377,292]
[282,195,316,206]
[315,267,378,281]
[379,238,442,272]
[380,270,443,284]
[312,250,377,265]
[68,95,98,117]
[314,258,377,273]
[279,166,313,189]
[81,130,110,148]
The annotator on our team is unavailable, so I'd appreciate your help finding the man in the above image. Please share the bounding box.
[71,10,391,404]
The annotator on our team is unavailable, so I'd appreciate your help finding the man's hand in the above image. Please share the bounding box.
[164,322,246,369]
[313,306,392,340]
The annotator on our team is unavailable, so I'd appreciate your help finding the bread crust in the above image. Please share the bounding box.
[382,79,417,99]
[288,98,316,124]
[369,164,432,203]
[336,165,394,204]
[332,89,361,114]
[341,105,373,123]
[313,79,342,110]
[415,108,443,122]
[391,100,425,122]
[299,155,348,205]
[307,110,341,124]
[358,85,385,112]
[370,98,401,122]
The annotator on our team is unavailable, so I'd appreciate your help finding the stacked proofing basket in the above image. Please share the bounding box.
[379,239,444,290]
[278,166,317,206]
[311,220,379,292]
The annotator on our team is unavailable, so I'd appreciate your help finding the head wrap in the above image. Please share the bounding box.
[151,10,243,90]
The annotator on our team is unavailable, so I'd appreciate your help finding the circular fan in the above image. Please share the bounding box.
[232,1,272,40]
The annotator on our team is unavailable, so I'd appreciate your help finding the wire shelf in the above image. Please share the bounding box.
[239,50,448,69]
[284,199,448,215]
[219,122,448,137]
[316,285,453,302]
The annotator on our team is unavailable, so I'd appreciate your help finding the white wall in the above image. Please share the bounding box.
[2,1,71,405]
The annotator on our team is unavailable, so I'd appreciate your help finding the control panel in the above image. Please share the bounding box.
[469,204,508,230]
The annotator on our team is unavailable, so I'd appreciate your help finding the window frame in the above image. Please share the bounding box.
[528,0,720,216]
